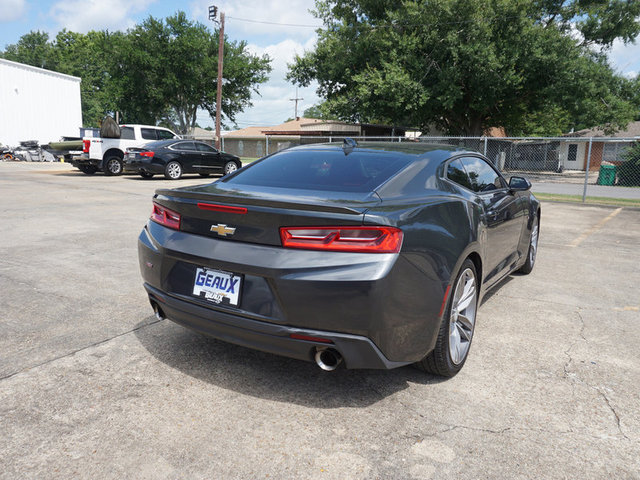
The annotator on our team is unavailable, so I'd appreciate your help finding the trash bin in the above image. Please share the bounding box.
[597,164,616,186]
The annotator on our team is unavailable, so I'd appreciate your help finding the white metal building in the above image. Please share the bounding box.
[0,58,82,147]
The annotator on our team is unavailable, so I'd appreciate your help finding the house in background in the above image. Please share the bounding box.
[0,58,82,147]
[561,121,640,171]
[222,118,410,158]
[185,126,216,143]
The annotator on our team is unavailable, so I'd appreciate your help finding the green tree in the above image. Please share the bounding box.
[288,0,640,136]
[111,12,272,133]
[303,101,338,120]
[49,30,122,126]
[2,31,52,69]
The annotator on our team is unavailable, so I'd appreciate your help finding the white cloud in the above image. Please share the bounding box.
[49,0,156,33]
[608,37,640,78]
[246,37,316,81]
[0,0,26,22]
[232,38,320,126]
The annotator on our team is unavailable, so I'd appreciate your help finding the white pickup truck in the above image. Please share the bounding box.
[72,124,180,175]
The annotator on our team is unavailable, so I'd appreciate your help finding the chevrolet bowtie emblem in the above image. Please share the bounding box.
[210,224,236,236]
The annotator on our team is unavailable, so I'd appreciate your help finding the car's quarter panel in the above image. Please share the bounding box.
[364,196,479,357]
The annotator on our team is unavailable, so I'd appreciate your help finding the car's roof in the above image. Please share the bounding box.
[120,124,175,130]
[145,139,215,148]
[144,139,178,148]
[286,141,470,161]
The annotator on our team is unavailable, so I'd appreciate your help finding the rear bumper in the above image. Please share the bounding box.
[124,158,163,174]
[70,154,99,168]
[138,221,448,367]
[145,283,410,370]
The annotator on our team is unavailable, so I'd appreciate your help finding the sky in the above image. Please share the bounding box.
[1,0,640,131]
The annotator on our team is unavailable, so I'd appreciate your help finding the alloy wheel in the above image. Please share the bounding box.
[107,158,122,175]
[167,162,182,179]
[224,162,238,175]
[448,268,477,365]
[529,222,539,265]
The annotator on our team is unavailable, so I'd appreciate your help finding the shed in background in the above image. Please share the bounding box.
[0,58,82,147]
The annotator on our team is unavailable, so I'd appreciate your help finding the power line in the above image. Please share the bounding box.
[227,15,321,28]
[226,13,560,30]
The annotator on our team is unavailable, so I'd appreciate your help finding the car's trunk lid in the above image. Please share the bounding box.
[154,182,380,246]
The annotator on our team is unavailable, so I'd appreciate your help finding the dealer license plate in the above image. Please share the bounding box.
[192,267,242,306]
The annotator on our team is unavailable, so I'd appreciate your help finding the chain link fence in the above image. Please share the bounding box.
[221,135,640,203]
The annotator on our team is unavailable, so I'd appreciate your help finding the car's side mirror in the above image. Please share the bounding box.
[509,176,531,191]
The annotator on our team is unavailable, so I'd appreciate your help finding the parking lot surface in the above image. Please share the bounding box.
[1,162,639,479]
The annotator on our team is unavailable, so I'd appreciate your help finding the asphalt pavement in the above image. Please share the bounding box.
[1,162,639,479]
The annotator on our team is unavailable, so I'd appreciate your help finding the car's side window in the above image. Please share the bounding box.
[156,129,176,140]
[120,127,135,140]
[196,143,217,153]
[174,141,196,151]
[446,159,473,190]
[141,128,158,140]
[460,157,506,193]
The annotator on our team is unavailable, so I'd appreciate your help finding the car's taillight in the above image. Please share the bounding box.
[140,151,154,158]
[150,202,181,230]
[280,226,403,253]
[82,139,90,153]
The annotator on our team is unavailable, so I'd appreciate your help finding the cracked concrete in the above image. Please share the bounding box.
[1,163,639,479]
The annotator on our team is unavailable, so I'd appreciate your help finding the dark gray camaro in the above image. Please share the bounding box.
[138,141,540,376]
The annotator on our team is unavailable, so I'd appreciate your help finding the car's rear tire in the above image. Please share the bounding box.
[164,161,183,180]
[140,172,154,179]
[415,259,478,377]
[103,156,123,176]
[518,216,539,274]
[223,161,238,175]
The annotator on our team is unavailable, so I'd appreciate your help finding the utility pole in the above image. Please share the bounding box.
[209,5,224,150]
[289,87,304,120]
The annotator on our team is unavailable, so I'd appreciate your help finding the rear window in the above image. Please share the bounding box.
[224,149,411,192]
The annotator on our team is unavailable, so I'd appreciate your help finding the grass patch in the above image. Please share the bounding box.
[240,157,260,165]
[534,192,640,207]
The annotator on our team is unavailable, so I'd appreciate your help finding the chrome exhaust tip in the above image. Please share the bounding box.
[152,302,166,321]
[315,348,343,371]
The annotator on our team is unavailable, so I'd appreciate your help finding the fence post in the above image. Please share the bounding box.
[483,137,488,156]
[582,137,593,203]
[221,135,225,152]
[329,136,332,144]
[266,136,269,156]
